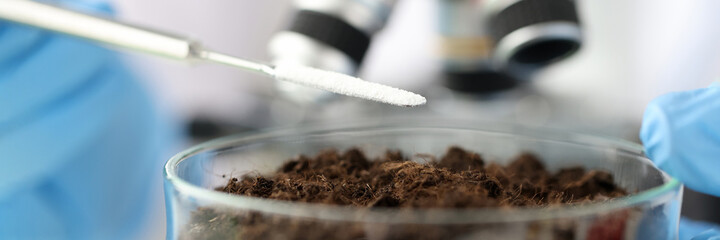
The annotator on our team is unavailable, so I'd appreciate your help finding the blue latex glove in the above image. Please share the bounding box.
[0,1,179,239]
[641,82,720,240]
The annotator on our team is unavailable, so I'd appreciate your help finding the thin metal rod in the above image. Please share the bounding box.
[200,51,276,76]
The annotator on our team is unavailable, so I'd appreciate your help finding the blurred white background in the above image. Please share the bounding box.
[115,0,720,133]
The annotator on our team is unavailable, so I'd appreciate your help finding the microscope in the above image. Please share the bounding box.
[268,0,582,104]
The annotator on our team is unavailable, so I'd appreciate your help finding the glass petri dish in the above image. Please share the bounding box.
[164,119,682,240]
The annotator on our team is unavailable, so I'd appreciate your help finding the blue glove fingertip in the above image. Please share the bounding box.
[640,93,676,168]
[640,86,720,197]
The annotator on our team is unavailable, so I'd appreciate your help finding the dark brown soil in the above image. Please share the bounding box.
[181,147,629,240]
[218,147,626,208]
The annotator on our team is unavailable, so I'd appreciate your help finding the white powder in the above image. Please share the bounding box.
[273,64,427,107]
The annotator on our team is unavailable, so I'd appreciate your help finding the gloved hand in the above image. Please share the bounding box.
[0,0,179,239]
[640,82,720,240]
